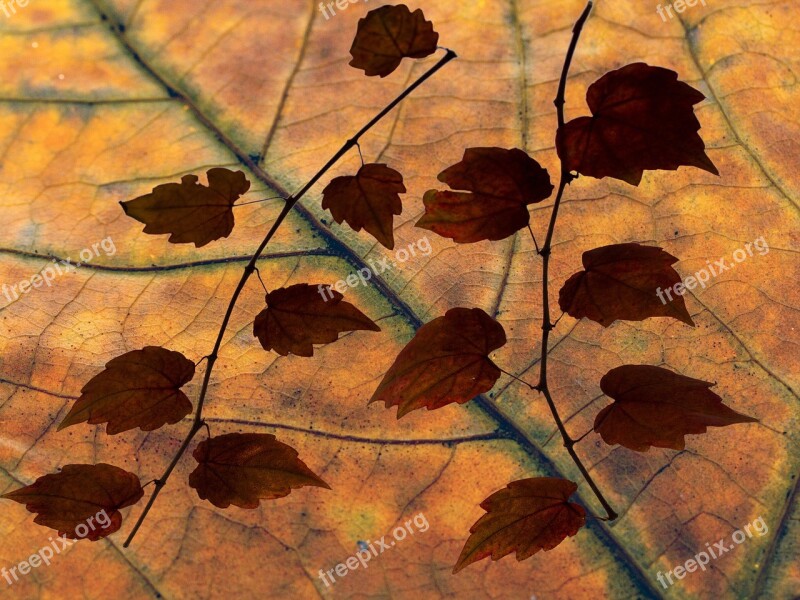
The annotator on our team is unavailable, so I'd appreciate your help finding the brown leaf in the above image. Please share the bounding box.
[349,5,439,77]
[1,464,144,541]
[370,307,506,417]
[558,243,694,327]
[121,168,251,247]
[188,433,330,509]
[321,163,405,250]
[556,63,719,185]
[253,283,380,357]
[454,478,586,573]
[416,147,553,243]
[59,346,195,435]
[595,365,758,451]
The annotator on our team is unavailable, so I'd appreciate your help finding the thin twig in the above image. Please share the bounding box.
[536,1,617,521]
[527,224,541,254]
[123,48,458,548]
[495,365,540,391]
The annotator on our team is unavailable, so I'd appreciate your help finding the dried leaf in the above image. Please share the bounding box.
[253,283,380,357]
[370,307,506,417]
[595,365,758,451]
[121,168,251,247]
[349,5,439,77]
[189,433,330,509]
[454,478,585,573]
[416,147,553,243]
[558,243,694,327]
[556,63,719,185]
[1,464,144,541]
[321,163,405,250]
[58,346,195,435]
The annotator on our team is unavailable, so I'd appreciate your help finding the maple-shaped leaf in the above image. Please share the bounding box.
[558,243,694,327]
[370,307,506,417]
[595,365,758,451]
[556,63,719,185]
[349,5,439,77]
[121,168,251,247]
[416,147,553,243]
[189,433,330,509]
[1,464,144,541]
[59,346,195,435]
[253,283,380,357]
[454,478,585,573]
[321,163,405,250]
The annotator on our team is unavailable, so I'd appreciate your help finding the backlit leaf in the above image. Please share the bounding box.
[58,346,195,435]
[416,147,553,243]
[349,4,439,77]
[558,243,694,327]
[556,63,719,185]
[321,163,405,250]
[1,464,144,541]
[189,433,330,509]
[454,477,585,573]
[253,283,380,357]
[121,168,251,247]
[370,307,506,417]
[595,365,758,451]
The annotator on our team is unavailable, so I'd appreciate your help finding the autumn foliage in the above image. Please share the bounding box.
[1,1,759,582]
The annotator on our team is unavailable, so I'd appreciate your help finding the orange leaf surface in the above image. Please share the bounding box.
[595,365,758,451]
[253,283,380,357]
[58,346,195,435]
[370,307,506,417]
[121,168,251,247]
[2,464,144,541]
[349,5,439,77]
[454,478,585,573]
[417,147,554,243]
[1,1,798,598]
[558,243,695,327]
[321,163,405,249]
[189,433,330,509]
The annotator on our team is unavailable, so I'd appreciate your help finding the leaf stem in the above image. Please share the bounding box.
[123,48,458,548]
[536,1,617,522]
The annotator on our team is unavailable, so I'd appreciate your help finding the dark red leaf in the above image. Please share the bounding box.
[349,5,439,77]
[556,63,719,185]
[58,346,195,435]
[453,478,585,573]
[370,307,506,417]
[558,243,694,327]
[121,168,251,247]
[189,433,330,509]
[416,147,553,243]
[253,283,380,357]
[595,365,758,451]
[321,163,405,250]
[1,464,144,540]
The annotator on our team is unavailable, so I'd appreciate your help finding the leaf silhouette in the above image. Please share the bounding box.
[2,464,144,541]
[321,163,405,250]
[454,478,585,573]
[595,365,758,451]
[253,283,380,357]
[416,147,554,243]
[58,346,195,435]
[558,243,694,327]
[370,307,506,417]
[349,5,439,77]
[1,1,797,597]
[556,63,719,185]
[121,168,251,247]
[189,433,330,509]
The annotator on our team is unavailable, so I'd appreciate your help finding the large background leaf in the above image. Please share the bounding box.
[0,1,797,598]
